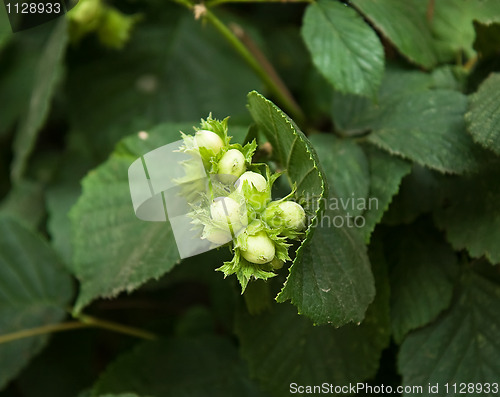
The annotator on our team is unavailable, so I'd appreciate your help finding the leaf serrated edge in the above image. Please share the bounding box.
[246,91,329,303]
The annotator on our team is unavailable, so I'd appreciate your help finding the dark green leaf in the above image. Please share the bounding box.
[466,72,500,155]
[0,216,73,389]
[69,123,195,313]
[47,181,82,266]
[46,142,95,265]
[92,336,268,397]
[431,0,478,60]
[367,90,482,174]
[0,180,45,230]
[398,266,500,396]
[434,160,500,264]
[430,66,468,91]
[429,0,500,61]
[247,91,325,212]
[309,134,370,218]
[386,222,459,343]
[235,244,389,396]
[0,26,51,137]
[330,92,372,136]
[331,67,433,136]
[352,0,438,68]
[11,18,68,181]
[276,206,375,326]
[474,0,500,24]
[302,0,384,98]
[247,92,374,325]
[361,145,412,242]
[383,164,440,225]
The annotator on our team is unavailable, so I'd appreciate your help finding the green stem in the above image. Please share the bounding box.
[77,314,158,340]
[202,8,306,125]
[0,322,90,344]
[0,315,158,345]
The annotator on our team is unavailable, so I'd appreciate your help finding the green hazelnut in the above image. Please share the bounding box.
[217,149,246,184]
[240,231,275,264]
[194,129,224,155]
[235,171,270,212]
[263,200,306,231]
[202,226,232,245]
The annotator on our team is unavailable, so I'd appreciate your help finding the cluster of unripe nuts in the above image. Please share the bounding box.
[180,117,307,288]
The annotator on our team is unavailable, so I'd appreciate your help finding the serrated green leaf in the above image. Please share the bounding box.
[11,18,68,181]
[383,164,440,225]
[309,134,370,218]
[367,90,482,174]
[331,67,433,136]
[66,9,259,158]
[276,206,374,325]
[0,216,73,389]
[302,0,384,98]
[247,92,374,325]
[247,91,325,227]
[92,336,268,397]
[431,0,478,60]
[69,123,196,313]
[386,222,459,343]
[431,0,500,58]
[362,145,412,242]
[466,73,500,155]
[398,266,500,396]
[249,92,374,324]
[235,245,389,395]
[352,0,438,68]
[476,0,500,23]
[434,160,500,264]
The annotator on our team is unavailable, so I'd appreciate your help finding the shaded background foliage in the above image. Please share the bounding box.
[1,0,500,396]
